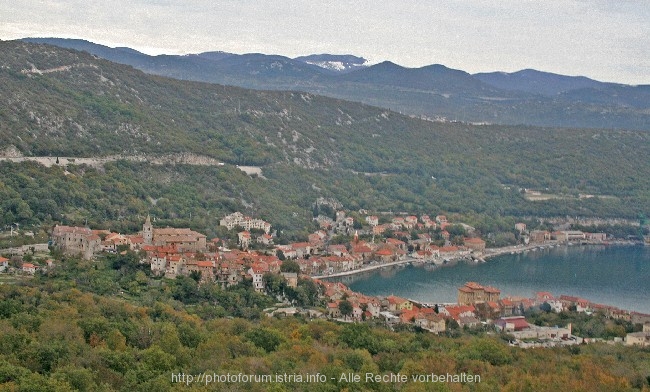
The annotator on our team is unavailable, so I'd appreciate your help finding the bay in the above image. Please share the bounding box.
[333,245,650,314]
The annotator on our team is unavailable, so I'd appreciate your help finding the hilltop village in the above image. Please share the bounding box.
[2,207,648,348]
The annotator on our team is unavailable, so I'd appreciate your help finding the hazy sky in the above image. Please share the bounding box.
[1,1,648,84]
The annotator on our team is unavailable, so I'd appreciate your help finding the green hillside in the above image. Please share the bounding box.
[1,41,650,236]
[0,275,648,391]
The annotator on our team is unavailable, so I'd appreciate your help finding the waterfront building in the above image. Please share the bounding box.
[463,237,486,252]
[457,282,501,305]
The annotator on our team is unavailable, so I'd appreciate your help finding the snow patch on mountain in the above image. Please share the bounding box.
[294,54,370,73]
[304,60,364,72]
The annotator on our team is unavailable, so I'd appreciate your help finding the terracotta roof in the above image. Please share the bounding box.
[155,227,205,236]
[387,295,408,305]
[52,225,92,235]
[444,305,476,320]
[160,235,204,242]
[497,316,529,331]
[351,245,372,253]
[400,309,420,323]
[375,249,393,256]
[464,282,483,290]
[559,295,580,302]
[487,301,500,309]
[536,291,554,300]
[500,298,513,306]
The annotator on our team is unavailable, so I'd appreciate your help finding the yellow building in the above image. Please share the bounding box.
[457,282,500,305]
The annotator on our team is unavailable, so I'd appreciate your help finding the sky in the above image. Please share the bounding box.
[1,0,649,85]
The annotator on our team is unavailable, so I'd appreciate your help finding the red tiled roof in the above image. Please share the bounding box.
[387,295,408,305]
[500,298,513,306]
[487,301,500,309]
[375,248,393,256]
[497,316,529,331]
[464,282,483,290]
[444,305,475,320]
[400,309,420,323]
[352,245,372,253]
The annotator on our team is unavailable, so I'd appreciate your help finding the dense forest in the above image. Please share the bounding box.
[0,251,649,391]
[1,158,647,242]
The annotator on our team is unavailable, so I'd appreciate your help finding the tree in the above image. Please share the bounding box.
[339,300,353,320]
[189,270,202,283]
[172,276,200,303]
[280,260,300,274]
[263,273,285,296]
[244,328,284,353]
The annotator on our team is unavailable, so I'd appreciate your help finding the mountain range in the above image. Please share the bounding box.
[2,39,650,233]
[21,38,650,131]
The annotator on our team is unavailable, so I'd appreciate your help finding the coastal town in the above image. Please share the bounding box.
[1,207,649,349]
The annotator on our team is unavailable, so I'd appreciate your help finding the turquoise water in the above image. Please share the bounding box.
[333,245,650,314]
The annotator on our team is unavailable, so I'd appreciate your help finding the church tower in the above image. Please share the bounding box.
[143,214,153,245]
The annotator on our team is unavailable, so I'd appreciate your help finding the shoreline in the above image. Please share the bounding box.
[317,241,650,315]
[312,257,419,279]
[313,240,641,280]
[482,239,642,260]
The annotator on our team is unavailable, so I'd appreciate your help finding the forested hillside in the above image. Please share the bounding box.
[2,40,650,392]
[1,40,650,236]
[1,281,648,391]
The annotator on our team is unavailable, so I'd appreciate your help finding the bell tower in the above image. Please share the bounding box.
[143,214,153,245]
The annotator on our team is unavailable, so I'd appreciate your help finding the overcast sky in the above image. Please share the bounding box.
[1,1,648,84]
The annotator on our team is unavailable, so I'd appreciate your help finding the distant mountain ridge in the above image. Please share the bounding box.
[20,37,650,131]
[3,39,650,230]
[294,54,369,73]
[473,69,609,96]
